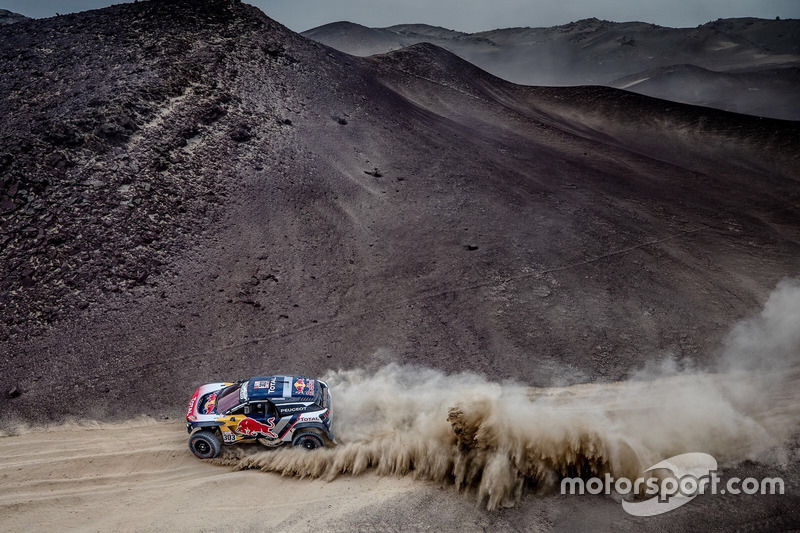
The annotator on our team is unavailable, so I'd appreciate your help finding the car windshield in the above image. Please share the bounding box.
[215,384,241,414]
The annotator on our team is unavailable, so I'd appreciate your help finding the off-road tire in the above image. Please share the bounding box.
[189,430,221,459]
[292,431,325,450]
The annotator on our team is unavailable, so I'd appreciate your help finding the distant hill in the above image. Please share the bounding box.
[303,17,800,119]
[610,64,800,120]
[0,9,28,25]
[301,21,412,56]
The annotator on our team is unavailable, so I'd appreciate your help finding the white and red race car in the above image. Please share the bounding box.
[185,375,334,459]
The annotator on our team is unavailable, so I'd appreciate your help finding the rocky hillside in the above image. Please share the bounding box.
[303,17,800,119]
[1,1,261,339]
[1,0,798,425]
[0,9,28,25]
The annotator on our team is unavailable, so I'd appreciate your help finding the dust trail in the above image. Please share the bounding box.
[237,279,800,510]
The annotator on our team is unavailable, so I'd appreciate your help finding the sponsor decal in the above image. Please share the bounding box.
[186,389,200,420]
[293,378,315,396]
[236,417,277,438]
[279,414,301,438]
[280,406,306,413]
[253,379,277,393]
[203,392,217,414]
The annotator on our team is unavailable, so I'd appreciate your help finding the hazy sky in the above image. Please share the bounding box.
[4,0,799,32]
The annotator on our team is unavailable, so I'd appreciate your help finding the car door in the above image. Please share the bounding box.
[233,401,279,439]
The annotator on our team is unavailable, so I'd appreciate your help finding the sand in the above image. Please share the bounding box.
[0,419,422,532]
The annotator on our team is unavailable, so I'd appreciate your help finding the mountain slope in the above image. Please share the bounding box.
[1,0,798,424]
[301,20,414,55]
[0,9,28,25]
[611,64,800,119]
[303,17,800,119]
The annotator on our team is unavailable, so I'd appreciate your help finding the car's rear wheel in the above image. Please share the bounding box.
[292,431,324,450]
[189,430,221,459]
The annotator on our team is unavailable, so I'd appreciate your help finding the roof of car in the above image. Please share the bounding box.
[245,376,319,401]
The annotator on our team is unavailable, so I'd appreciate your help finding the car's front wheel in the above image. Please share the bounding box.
[189,430,221,459]
[292,431,324,450]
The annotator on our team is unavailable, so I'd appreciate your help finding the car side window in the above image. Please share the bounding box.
[244,402,267,418]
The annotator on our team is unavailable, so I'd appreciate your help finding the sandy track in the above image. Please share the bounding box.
[2,362,798,532]
[0,419,418,533]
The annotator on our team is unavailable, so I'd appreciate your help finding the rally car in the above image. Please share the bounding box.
[185,375,334,459]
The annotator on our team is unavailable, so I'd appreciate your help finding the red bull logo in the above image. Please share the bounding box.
[235,417,277,438]
[293,378,315,396]
[203,393,217,414]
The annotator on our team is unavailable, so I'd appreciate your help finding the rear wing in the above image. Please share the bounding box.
[318,380,330,408]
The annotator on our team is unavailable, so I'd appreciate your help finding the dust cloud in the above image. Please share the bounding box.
[236,279,800,509]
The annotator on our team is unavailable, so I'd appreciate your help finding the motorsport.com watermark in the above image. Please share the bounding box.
[561,453,785,517]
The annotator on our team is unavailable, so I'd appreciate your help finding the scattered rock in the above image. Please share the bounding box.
[7,387,21,399]
[532,286,552,298]
[45,123,84,148]
[264,45,285,58]
[0,196,16,213]
[46,152,68,169]
[180,126,200,139]
[230,124,252,142]
[98,122,126,141]
[118,116,138,131]
[201,104,226,124]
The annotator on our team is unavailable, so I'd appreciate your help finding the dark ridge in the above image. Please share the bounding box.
[0,9,28,25]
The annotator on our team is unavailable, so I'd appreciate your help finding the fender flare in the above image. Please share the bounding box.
[187,421,224,434]
[291,422,336,444]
